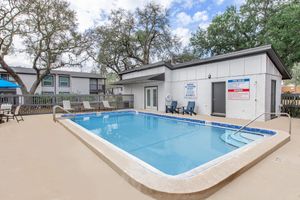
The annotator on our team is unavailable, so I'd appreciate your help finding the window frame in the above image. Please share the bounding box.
[42,75,54,87]
[59,75,70,88]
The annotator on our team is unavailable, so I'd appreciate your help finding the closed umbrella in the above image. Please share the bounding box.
[0,79,20,88]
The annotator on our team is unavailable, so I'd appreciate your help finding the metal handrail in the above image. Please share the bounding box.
[233,112,292,136]
[52,105,71,122]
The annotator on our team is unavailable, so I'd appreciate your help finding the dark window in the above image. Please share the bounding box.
[59,76,70,87]
[0,74,9,80]
[42,75,54,87]
[90,78,104,94]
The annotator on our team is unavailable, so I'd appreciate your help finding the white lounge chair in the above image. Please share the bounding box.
[82,101,95,111]
[4,105,24,122]
[102,100,114,110]
[62,100,74,112]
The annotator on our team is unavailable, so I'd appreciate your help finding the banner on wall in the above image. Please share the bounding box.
[228,78,250,100]
[185,82,197,99]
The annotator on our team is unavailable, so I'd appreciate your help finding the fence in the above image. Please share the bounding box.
[0,94,134,115]
[281,93,300,117]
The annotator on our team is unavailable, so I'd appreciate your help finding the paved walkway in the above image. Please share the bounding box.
[0,114,299,200]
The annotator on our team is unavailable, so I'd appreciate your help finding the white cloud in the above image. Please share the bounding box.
[215,0,225,5]
[67,0,176,31]
[193,11,208,22]
[176,10,208,27]
[172,27,191,46]
[176,12,192,25]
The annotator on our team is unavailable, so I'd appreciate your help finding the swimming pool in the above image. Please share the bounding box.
[69,111,273,176]
[59,110,289,199]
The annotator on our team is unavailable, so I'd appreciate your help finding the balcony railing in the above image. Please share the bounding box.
[0,94,134,115]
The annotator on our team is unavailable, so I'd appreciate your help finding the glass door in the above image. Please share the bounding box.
[145,87,158,110]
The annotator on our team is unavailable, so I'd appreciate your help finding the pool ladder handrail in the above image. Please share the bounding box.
[233,112,292,136]
[53,105,72,122]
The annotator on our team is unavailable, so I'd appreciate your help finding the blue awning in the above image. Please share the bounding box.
[0,79,20,88]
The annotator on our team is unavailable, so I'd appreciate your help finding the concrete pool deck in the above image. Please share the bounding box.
[0,113,299,200]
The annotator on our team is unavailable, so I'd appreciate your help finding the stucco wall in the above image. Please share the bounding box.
[16,74,42,94]
[71,78,90,94]
[122,53,283,121]
[15,74,93,95]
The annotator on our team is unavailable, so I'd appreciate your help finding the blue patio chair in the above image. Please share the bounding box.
[166,101,178,114]
[182,101,196,115]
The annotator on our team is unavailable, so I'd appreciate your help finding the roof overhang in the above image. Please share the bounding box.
[111,73,165,85]
[117,45,291,80]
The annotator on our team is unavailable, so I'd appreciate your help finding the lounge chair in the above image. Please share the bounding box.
[62,100,75,112]
[182,101,196,115]
[3,105,24,122]
[102,100,114,110]
[82,101,95,111]
[166,101,178,114]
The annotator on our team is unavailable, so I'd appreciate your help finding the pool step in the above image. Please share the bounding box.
[221,130,265,148]
[240,132,265,140]
[221,131,246,148]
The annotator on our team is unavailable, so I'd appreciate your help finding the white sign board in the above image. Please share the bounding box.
[228,78,250,100]
[185,82,197,99]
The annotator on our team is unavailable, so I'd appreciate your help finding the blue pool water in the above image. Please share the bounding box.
[70,111,270,175]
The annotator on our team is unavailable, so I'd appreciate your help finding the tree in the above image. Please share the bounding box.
[21,0,86,94]
[190,0,299,71]
[87,3,179,78]
[0,0,29,94]
[171,47,198,63]
[285,63,300,88]
[1,0,86,94]
[265,2,300,69]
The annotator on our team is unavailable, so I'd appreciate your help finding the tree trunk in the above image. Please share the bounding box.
[0,56,29,94]
[29,70,49,94]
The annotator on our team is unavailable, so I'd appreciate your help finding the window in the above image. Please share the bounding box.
[90,78,98,91]
[0,74,9,80]
[42,75,54,87]
[59,76,70,87]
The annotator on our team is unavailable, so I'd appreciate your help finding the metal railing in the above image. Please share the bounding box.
[233,112,292,136]
[52,105,71,122]
[0,94,134,115]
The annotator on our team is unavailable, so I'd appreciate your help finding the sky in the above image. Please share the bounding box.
[5,0,245,71]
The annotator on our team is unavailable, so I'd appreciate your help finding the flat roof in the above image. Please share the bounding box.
[0,67,105,79]
[111,73,165,85]
[119,45,291,79]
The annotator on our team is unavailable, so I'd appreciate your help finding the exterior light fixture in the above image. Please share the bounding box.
[208,73,211,79]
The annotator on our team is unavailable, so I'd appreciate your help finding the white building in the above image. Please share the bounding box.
[113,45,291,121]
[0,67,105,95]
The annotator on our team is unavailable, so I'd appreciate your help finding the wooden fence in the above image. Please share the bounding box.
[281,93,300,117]
[0,94,134,115]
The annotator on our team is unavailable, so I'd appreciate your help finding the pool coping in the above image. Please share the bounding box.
[57,110,290,200]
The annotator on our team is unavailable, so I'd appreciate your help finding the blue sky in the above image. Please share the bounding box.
[6,0,245,68]
[168,0,244,45]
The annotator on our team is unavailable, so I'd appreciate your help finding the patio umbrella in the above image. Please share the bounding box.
[0,79,20,89]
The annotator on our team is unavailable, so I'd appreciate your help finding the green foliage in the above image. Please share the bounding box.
[190,0,300,71]
[86,3,180,77]
[265,2,300,69]
[285,63,300,86]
